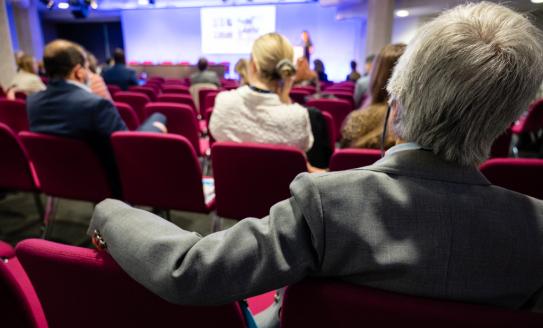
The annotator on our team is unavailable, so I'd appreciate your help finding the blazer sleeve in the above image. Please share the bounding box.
[87,173,324,305]
[93,99,127,137]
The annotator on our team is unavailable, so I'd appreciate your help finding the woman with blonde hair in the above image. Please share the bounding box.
[210,32,313,152]
[341,43,406,149]
[234,58,249,86]
[7,54,46,99]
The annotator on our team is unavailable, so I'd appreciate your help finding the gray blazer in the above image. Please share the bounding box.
[88,149,543,325]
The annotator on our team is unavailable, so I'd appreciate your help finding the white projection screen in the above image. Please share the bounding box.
[201,5,276,54]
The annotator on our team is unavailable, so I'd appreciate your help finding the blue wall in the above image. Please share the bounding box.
[121,3,364,81]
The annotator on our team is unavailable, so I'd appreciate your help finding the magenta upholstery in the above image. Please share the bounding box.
[16,239,245,328]
[289,89,311,105]
[127,86,157,101]
[320,111,336,152]
[144,102,203,156]
[111,132,212,212]
[156,94,197,115]
[161,85,190,95]
[0,240,47,328]
[113,91,150,122]
[291,86,316,94]
[0,123,40,192]
[199,89,220,117]
[211,142,307,220]
[490,128,512,158]
[329,148,382,171]
[19,132,112,202]
[0,99,29,133]
[114,102,140,131]
[306,98,352,141]
[106,84,121,97]
[324,90,355,109]
[480,158,543,199]
[512,98,543,134]
[281,279,543,327]
[163,78,186,85]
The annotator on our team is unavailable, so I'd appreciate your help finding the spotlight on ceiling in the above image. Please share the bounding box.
[395,9,409,18]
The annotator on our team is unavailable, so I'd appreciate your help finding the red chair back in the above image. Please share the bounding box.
[0,99,29,133]
[329,148,382,171]
[199,89,220,117]
[512,98,543,134]
[106,84,121,97]
[211,142,307,220]
[0,241,47,328]
[111,132,211,212]
[0,123,39,192]
[19,132,112,202]
[113,91,150,122]
[281,279,543,328]
[147,76,165,84]
[480,158,543,199]
[156,94,197,115]
[306,98,352,141]
[289,89,311,105]
[490,128,512,158]
[161,85,190,95]
[144,102,202,156]
[114,102,140,131]
[128,86,157,101]
[292,86,316,94]
[163,78,186,85]
[320,111,336,152]
[325,90,355,109]
[16,239,246,328]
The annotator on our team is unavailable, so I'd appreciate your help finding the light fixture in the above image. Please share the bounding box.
[90,0,97,9]
[395,9,409,17]
[58,2,70,9]
[138,0,149,5]
[531,0,543,3]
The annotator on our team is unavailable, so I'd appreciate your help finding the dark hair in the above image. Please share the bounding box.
[113,48,126,65]
[350,60,357,70]
[365,54,375,64]
[197,57,208,71]
[369,44,406,104]
[43,40,86,80]
[313,59,325,73]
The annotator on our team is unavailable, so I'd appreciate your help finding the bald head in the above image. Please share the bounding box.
[43,39,87,80]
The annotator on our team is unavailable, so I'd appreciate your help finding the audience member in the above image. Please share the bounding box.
[101,48,138,90]
[293,57,318,89]
[6,54,46,99]
[341,43,406,149]
[190,57,220,87]
[313,59,328,82]
[353,54,375,108]
[346,60,361,82]
[209,33,313,152]
[87,52,112,100]
[27,40,166,197]
[89,3,543,328]
[234,58,249,86]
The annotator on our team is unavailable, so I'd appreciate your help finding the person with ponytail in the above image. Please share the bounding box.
[209,33,314,152]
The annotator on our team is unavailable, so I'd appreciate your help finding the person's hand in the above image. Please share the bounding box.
[152,121,168,133]
[306,162,328,173]
[6,88,16,101]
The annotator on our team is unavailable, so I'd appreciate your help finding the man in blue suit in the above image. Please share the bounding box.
[27,40,165,198]
[101,48,138,91]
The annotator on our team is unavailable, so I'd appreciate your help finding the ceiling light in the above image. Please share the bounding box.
[531,0,543,3]
[58,2,70,9]
[138,0,149,5]
[395,9,409,17]
[90,1,97,9]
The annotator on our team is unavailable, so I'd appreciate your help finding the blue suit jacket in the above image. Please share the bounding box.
[27,80,127,197]
[102,64,138,91]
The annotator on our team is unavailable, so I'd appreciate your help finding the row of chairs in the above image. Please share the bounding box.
[2,238,543,328]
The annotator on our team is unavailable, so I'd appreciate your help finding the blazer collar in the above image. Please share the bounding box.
[360,149,491,186]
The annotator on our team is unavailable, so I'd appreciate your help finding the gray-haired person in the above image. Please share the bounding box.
[88,3,543,328]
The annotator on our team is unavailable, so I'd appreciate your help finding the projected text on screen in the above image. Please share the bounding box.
[201,5,276,54]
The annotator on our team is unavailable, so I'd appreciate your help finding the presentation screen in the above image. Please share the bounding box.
[201,5,276,54]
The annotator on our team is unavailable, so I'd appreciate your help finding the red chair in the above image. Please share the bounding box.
[0,124,43,217]
[114,102,140,131]
[147,76,165,84]
[281,278,543,327]
[163,78,185,85]
[325,90,355,109]
[144,103,206,156]
[113,91,150,123]
[329,148,382,171]
[292,86,316,94]
[0,241,47,328]
[19,132,113,236]
[156,94,197,115]
[127,86,157,101]
[199,89,220,118]
[0,99,29,133]
[111,132,214,213]
[106,84,121,97]
[289,89,311,105]
[16,239,246,328]
[306,98,352,141]
[161,85,190,95]
[321,111,336,152]
[480,158,543,199]
[490,128,512,158]
[211,142,307,220]
[512,98,543,135]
